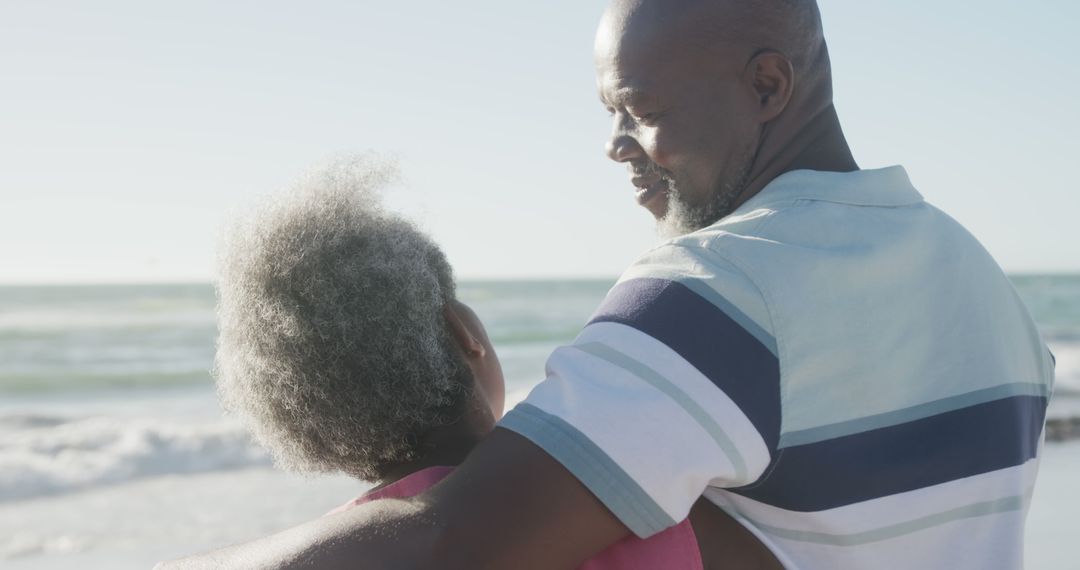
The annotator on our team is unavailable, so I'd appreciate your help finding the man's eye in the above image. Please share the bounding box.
[633,112,659,124]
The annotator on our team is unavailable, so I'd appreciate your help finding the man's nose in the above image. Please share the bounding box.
[605,123,644,163]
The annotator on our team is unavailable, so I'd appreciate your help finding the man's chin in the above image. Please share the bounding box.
[655,216,688,239]
[655,204,697,239]
[641,190,669,219]
[654,193,719,239]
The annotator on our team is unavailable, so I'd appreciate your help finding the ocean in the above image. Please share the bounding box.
[1,277,1078,568]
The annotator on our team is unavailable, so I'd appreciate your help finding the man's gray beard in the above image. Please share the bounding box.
[656,165,752,239]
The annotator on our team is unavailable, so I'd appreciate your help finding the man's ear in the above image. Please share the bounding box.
[444,303,486,359]
[745,50,795,123]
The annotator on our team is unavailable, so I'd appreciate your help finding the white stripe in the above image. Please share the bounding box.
[706,456,1040,538]
[520,327,769,523]
[735,505,1026,570]
[577,322,771,477]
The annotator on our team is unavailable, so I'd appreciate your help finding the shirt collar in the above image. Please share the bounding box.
[735,166,923,214]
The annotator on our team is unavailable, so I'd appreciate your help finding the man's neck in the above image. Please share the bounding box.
[732,103,858,211]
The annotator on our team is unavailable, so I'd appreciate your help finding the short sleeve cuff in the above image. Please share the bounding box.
[498,402,677,538]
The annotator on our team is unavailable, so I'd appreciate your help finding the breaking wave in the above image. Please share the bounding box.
[0,412,271,502]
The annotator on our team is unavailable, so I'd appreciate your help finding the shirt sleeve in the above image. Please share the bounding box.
[498,242,781,538]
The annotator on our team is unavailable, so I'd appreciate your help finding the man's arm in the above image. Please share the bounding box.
[157,428,631,570]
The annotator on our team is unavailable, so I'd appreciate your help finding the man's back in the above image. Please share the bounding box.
[501,166,1054,568]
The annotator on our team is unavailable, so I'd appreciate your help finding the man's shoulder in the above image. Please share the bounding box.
[614,235,779,361]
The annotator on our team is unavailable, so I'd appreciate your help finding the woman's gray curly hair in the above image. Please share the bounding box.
[214,155,471,481]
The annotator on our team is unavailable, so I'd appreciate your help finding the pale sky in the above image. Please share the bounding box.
[1,0,1077,284]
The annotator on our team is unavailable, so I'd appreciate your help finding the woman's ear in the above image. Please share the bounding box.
[745,50,795,124]
[443,303,486,359]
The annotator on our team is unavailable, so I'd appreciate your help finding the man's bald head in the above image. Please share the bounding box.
[598,0,826,78]
[596,0,847,234]
[704,0,825,73]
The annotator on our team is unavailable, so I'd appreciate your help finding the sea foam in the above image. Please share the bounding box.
[1048,340,1080,396]
[0,413,270,502]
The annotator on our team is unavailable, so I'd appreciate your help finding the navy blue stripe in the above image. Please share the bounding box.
[730,395,1047,512]
[589,277,781,451]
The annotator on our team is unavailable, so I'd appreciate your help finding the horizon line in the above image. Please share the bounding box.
[1,271,1078,288]
[0,275,625,288]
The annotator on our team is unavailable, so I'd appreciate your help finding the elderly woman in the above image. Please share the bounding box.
[211,157,780,570]
[215,158,504,487]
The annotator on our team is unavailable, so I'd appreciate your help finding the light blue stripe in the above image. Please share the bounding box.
[779,382,1051,448]
[498,403,677,538]
[573,341,749,481]
[736,493,1026,546]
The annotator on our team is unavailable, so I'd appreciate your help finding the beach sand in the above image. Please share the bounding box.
[1,468,362,569]
[2,441,1077,569]
[1025,441,1080,569]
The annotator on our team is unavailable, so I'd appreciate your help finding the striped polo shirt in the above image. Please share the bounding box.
[499,166,1054,569]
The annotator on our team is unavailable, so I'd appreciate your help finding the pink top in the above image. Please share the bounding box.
[327,466,703,570]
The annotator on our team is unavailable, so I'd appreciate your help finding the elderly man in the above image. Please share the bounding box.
[164,0,1053,568]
